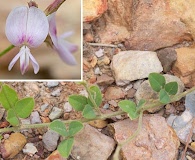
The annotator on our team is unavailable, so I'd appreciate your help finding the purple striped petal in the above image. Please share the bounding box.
[26,7,49,48]
[5,6,28,46]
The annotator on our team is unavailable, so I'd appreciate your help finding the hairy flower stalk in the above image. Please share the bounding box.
[48,12,78,65]
[5,6,49,74]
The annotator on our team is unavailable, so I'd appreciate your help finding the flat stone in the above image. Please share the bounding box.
[172,47,195,87]
[111,51,163,86]
[95,48,104,57]
[111,115,180,160]
[83,0,107,22]
[46,82,59,88]
[23,143,38,155]
[88,120,108,129]
[104,86,126,100]
[135,74,184,113]
[63,102,73,113]
[157,48,177,73]
[95,0,192,51]
[42,130,60,151]
[96,74,114,85]
[49,107,63,120]
[0,133,27,159]
[30,111,42,124]
[72,124,115,160]
[185,91,195,116]
[51,89,61,97]
[126,88,136,98]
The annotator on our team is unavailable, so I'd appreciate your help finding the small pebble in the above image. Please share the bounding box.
[64,102,73,113]
[30,111,42,124]
[125,84,133,91]
[94,67,102,75]
[133,80,144,90]
[49,107,63,120]
[63,113,70,120]
[103,103,110,109]
[47,82,59,88]
[40,104,49,112]
[116,115,122,119]
[42,130,60,151]
[95,48,104,57]
[51,89,61,97]
[23,143,38,155]
[190,142,195,149]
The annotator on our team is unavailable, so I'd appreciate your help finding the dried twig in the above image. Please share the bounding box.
[181,118,195,160]
[88,43,118,48]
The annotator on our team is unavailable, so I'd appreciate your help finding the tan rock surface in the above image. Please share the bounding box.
[95,0,192,51]
[111,115,180,160]
[172,47,195,87]
[83,0,107,22]
[0,133,27,159]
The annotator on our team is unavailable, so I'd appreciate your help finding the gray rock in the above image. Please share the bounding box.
[63,102,73,113]
[51,89,61,97]
[95,48,104,57]
[42,130,60,151]
[133,80,144,90]
[49,107,63,120]
[72,124,115,160]
[185,91,195,116]
[40,103,49,112]
[23,143,38,155]
[135,74,184,112]
[94,67,102,75]
[30,111,42,124]
[103,103,110,109]
[157,48,177,73]
[46,82,59,88]
[111,51,163,86]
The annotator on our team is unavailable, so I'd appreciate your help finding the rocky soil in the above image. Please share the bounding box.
[0,0,195,160]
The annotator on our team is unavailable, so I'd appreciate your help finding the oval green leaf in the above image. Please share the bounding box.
[118,100,139,120]
[6,108,19,126]
[82,104,96,119]
[68,95,88,111]
[0,84,18,110]
[159,89,170,104]
[68,121,83,137]
[15,97,34,118]
[58,138,74,158]
[49,120,68,137]
[165,82,178,95]
[149,73,165,92]
[87,85,102,107]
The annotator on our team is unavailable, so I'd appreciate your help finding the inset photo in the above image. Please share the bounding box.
[0,0,81,80]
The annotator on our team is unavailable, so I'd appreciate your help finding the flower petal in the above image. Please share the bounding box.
[60,31,74,39]
[26,7,49,48]
[20,46,30,75]
[56,38,77,65]
[63,40,78,53]
[48,12,58,47]
[28,51,40,74]
[5,6,28,46]
[8,46,25,71]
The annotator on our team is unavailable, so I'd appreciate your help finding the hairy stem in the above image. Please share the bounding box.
[45,0,66,16]
[0,110,125,133]
[0,45,15,57]
[113,112,143,160]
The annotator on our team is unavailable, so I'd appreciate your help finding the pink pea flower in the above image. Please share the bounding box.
[47,12,78,65]
[5,6,49,74]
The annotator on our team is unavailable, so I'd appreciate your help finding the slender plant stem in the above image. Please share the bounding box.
[88,43,118,48]
[0,110,125,133]
[82,82,102,115]
[137,86,195,113]
[0,45,15,57]
[44,0,66,16]
[113,112,143,160]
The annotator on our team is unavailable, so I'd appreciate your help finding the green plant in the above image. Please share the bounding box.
[0,73,195,159]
